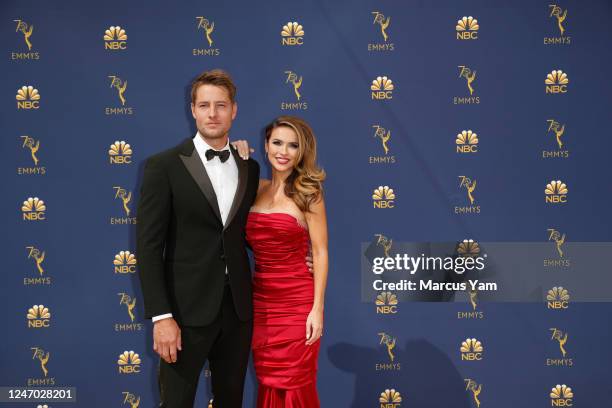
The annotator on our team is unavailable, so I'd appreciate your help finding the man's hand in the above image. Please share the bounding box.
[305,248,314,274]
[153,318,181,364]
[231,140,255,160]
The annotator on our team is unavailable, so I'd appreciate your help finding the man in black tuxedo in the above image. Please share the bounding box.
[136,69,259,407]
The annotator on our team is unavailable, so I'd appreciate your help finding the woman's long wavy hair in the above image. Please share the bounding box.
[265,116,326,213]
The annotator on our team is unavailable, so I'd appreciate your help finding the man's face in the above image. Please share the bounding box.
[191,84,237,141]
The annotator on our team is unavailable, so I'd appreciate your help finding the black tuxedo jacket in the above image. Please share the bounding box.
[136,138,259,326]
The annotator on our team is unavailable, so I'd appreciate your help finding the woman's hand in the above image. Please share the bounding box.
[230,140,254,160]
[305,307,323,345]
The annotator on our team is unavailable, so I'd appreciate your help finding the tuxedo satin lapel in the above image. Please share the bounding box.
[224,145,248,230]
[179,141,223,224]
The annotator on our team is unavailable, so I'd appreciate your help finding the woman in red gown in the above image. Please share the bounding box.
[246,116,328,407]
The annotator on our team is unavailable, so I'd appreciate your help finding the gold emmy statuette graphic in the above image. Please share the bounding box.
[31,347,50,377]
[22,197,46,220]
[371,76,394,99]
[545,180,568,203]
[545,70,569,93]
[284,71,303,101]
[550,328,568,357]
[118,293,136,322]
[26,246,45,275]
[27,305,50,328]
[456,130,479,153]
[281,22,304,45]
[372,12,390,41]
[456,16,479,40]
[547,119,565,149]
[464,379,482,407]
[114,187,132,216]
[196,17,215,47]
[549,5,568,35]
[14,19,34,50]
[458,176,476,205]
[118,350,141,373]
[378,333,396,362]
[550,384,573,405]
[122,392,140,408]
[376,291,398,314]
[547,229,566,257]
[16,86,40,109]
[458,66,476,95]
[468,288,478,311]
[114,251,137,274]
[547,286,570,309]
[460,338,483,360]
[379,389,402,407]
[108,76,128,106]
[375,234,393,257]
[109,141,133,164]
[373,125,391,154]
[21,136,40,165]
[104,26,127,49]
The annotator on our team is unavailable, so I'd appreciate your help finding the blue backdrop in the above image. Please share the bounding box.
[2,0,612,406]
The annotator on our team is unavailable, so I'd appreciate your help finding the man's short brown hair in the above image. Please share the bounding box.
[191,69,236,104]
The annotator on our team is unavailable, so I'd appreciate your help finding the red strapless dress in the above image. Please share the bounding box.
[246,211,320,408]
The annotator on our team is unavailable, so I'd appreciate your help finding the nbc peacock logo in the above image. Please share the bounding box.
[27,305,51,328]
[114,251,137,274]
[545,70,569,94]
[22,197,46,221]
[457,239,480,258]
[379,389,402,408]
[375,291,398,314]
[373,186,395,209]
[371,76,394,100]
[460,338,483,361]
[109,141,133,164]
[550,384,573,406]
[16,85,40,109]
[547,286,570,309]
[456,130,479,153]
[118,350,141,374]
[456,16,479,40]
[545,180,568,204]
[104,26,127,50]
[281,22,304,46]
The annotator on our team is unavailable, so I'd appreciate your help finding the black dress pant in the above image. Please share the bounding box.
[158,284,253,408]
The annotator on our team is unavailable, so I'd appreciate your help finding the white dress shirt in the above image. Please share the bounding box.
[152,133,239,323]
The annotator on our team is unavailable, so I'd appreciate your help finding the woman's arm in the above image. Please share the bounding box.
[304,195,328,345]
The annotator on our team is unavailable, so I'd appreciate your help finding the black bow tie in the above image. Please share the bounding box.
[205,149,230,163]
